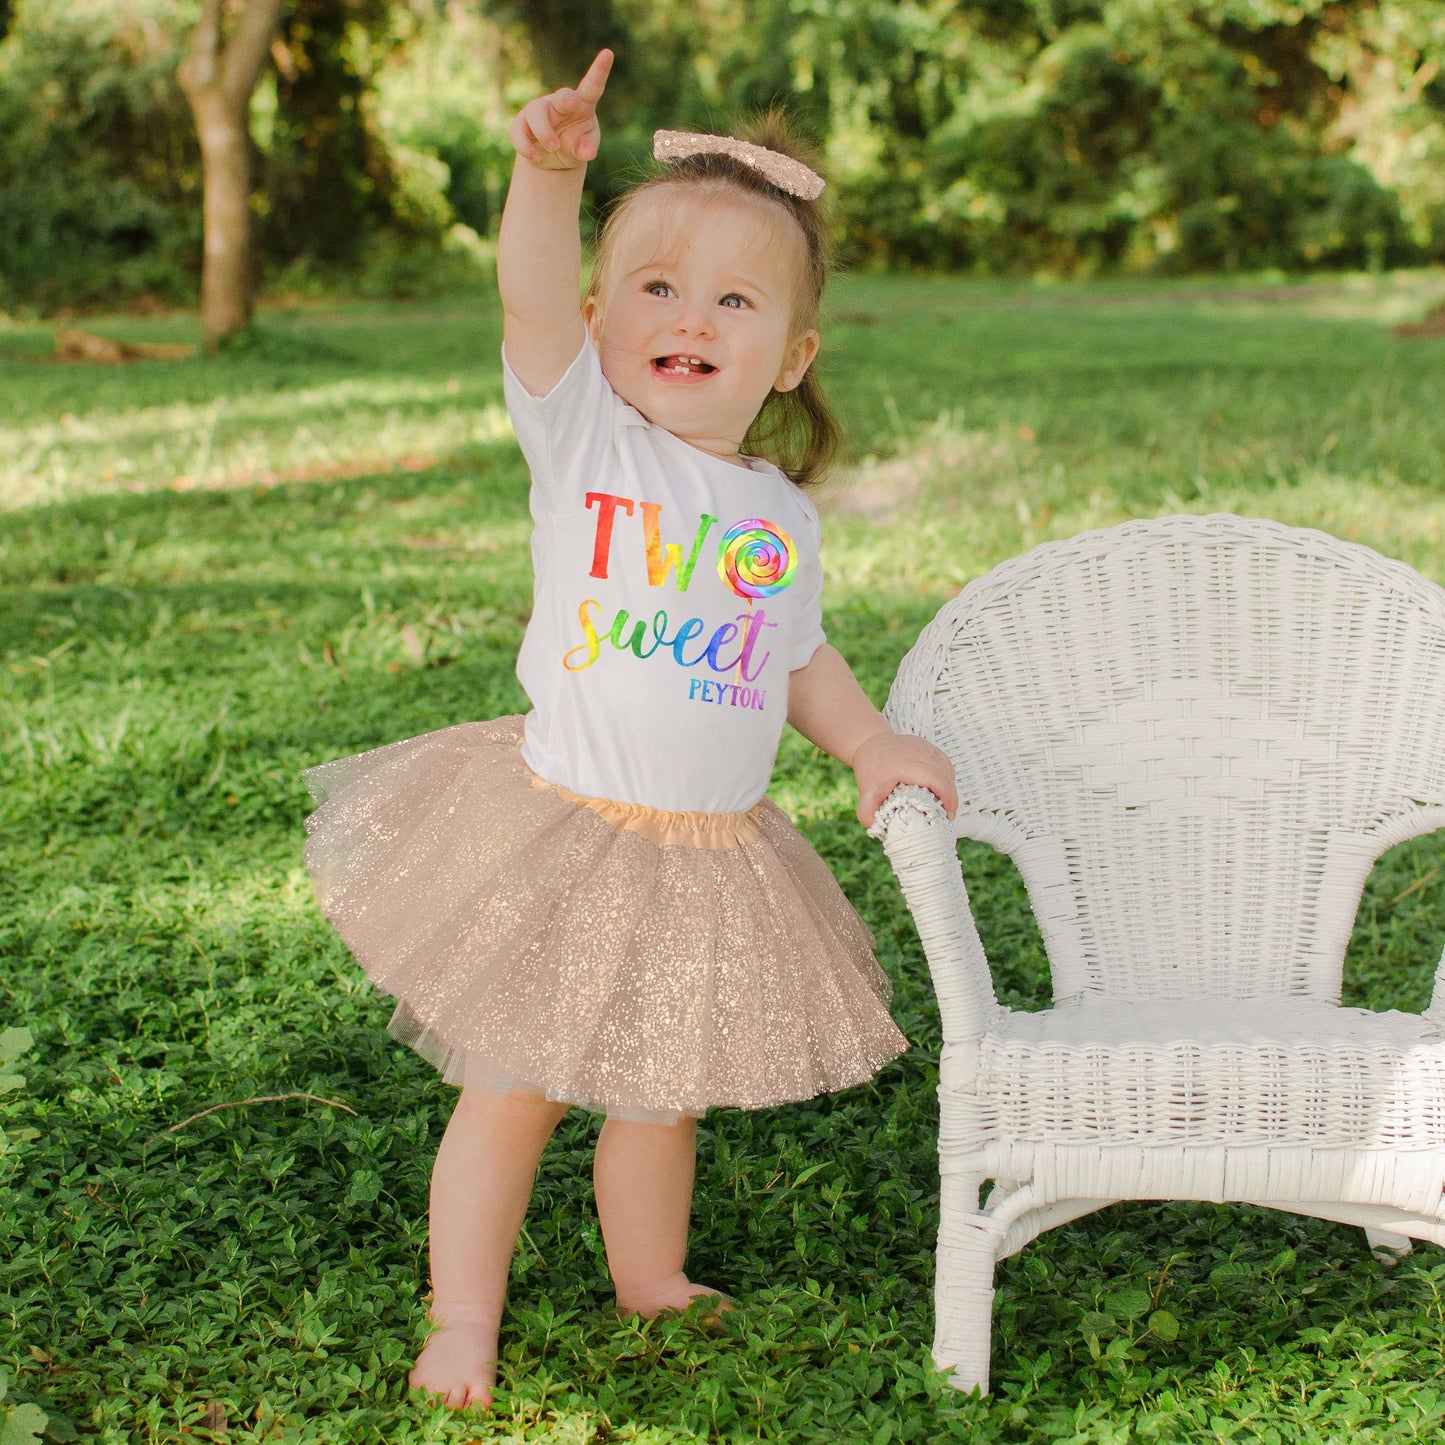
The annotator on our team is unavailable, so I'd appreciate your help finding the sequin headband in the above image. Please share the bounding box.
[652,130,826,200]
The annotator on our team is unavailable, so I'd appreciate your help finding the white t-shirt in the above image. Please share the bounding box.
[502,335,827,814]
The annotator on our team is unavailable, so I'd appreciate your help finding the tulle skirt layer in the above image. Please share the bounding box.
[301,715,908,1122]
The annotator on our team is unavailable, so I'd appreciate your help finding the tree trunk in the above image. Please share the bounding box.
[264,0,398,269]
[178,0,283,353]
[511,0,631,96]
[188,83,254,346]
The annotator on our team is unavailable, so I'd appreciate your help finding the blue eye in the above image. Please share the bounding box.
[721,294,748,308]
[646,281,674,297]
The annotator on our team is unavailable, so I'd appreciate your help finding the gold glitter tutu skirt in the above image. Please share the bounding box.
[301,715,907,1122]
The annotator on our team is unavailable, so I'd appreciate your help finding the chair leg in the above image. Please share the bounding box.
[932,1171,997,1395]
[1365,1227,1414,1263]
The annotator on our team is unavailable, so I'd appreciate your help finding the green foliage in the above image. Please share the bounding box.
[0,0,480,315]
[0,1026,38,1158]
[371,2,521,248]
[261,0,401,269]
[462,0,1445,277]
[0,0,203,311]
[1314,0,1445,256]
[763,0,1426,274]
[5,1,1445,312]
[0,1368,48,1445]
[0,1032,49,1445]
[3,278,1445,1440]
[924,10,1410,273]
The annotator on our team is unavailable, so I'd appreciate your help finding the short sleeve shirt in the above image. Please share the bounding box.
[502,335,827,814]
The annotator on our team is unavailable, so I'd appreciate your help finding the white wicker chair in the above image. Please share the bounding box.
[869,513,1445,1394]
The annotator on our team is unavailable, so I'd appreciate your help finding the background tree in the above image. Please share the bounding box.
[177,0,284,350]
[0,1,203,314]
[2,0,1444,319]
[263,0,400,271]
[509,0,632,102]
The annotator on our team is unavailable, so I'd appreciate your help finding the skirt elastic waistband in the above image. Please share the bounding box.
[526,769,763,850]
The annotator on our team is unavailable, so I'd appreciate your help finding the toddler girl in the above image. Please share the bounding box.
[300,47,957,1413]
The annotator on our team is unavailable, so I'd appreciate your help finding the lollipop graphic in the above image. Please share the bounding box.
[717,518,797,599]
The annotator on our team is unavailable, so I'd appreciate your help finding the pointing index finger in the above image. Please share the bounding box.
[575,48,613,104]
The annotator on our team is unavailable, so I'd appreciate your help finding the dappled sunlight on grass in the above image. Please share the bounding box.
[3,458,533,594]
[16,850,318,940]
[822,473,1445,605]
[0,379,514,511]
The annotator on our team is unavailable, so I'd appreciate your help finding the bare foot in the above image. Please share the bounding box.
[408,1302,500,1412]
[616,1272,734,1328]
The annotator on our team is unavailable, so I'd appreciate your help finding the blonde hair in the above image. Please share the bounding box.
[586,108,840,488]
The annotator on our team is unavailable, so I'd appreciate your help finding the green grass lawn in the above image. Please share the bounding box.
[3,271,1445,1444]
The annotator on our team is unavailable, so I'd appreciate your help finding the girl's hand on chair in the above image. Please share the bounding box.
[852,732,958,828]
[510,49,613,170]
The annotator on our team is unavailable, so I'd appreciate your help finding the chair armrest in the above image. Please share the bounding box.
[869,785,1001,1044]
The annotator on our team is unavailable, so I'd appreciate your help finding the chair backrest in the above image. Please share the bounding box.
[886,515,1445,1004]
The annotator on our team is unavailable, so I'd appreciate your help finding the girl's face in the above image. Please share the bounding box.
[583,189,819,468]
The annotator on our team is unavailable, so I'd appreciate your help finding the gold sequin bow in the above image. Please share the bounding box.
[652,130,826,200]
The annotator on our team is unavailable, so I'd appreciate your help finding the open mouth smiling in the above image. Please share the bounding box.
[653,354,717,379]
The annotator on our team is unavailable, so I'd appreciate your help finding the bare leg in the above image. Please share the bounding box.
[593,1115,731,1318]
[409,1087,569,1411]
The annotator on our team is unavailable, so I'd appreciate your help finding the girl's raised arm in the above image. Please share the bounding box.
[498,48,613,397]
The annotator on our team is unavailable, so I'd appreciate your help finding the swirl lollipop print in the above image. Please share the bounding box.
[717,518,797,598]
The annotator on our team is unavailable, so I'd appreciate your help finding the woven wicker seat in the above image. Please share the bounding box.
[869,513,1445,1393]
